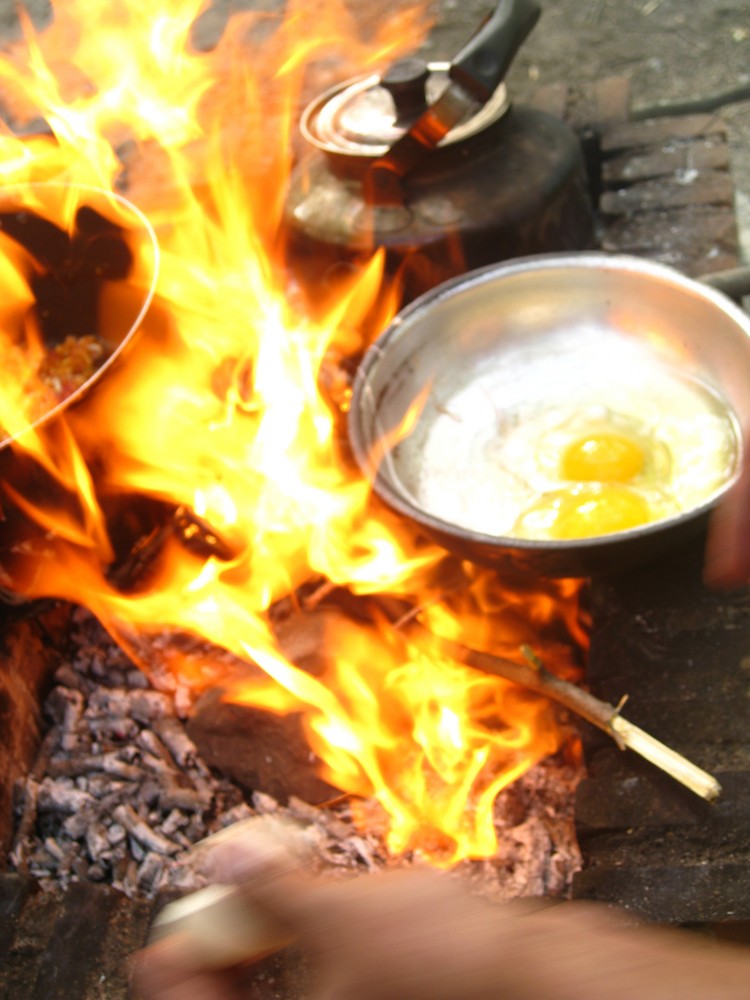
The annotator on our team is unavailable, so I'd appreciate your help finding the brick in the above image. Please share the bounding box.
[0,874,36,970]
[602,141,730,184]
[575,772,712,831]
[563,82,605,133]
[527,81,569,120]
[578,523,750,921]
[29,882,121,1000]
[600,210,738,274]
[593,76,632,128]
[601,114,727,153]
[576,769,750,832]
[0,603,72,856]
[91,890,154,999]
[0,883,64,998]
[600,170,734,215]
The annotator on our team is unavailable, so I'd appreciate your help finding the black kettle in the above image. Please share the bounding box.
[284,0,595,305]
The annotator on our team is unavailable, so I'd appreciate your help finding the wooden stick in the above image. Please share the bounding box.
[409,625,721,802]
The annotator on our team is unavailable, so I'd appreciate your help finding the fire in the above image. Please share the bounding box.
[0,0,587,866]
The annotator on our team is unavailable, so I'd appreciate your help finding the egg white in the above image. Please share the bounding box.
[402,362,739,541]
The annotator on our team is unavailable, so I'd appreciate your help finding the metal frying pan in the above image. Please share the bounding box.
[348,252,750,578]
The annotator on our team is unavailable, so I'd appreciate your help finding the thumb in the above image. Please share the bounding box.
[201,815,323,927]
[148,817,321,971]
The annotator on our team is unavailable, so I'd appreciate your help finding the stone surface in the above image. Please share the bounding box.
[574,536,750,924]
[0,602,71,858]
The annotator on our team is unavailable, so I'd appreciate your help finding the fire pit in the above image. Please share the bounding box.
[0,0,599,875]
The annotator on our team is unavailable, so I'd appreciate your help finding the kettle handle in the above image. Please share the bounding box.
[451,0,541,102]
[365,0,541,205]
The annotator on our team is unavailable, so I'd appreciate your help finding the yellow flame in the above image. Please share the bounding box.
[0,0,587,867]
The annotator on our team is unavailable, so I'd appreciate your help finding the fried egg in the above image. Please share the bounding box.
[561,428,646,482]
[510,405,679,540]
[403,366,739,543]
[514,483,652,539]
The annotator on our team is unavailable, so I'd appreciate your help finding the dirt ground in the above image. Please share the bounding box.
[1,0,749,252]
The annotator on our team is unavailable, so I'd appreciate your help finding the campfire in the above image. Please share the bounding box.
[0,0,720,915]
[0,0,589,881]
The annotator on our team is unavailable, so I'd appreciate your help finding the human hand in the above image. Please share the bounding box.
[131,821,539,1000]
[704,438,750,587]
[132,818,750,1000]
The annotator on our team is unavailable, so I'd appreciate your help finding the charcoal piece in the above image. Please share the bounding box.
[0,210,70,269]
[73,205,133,281]
[0,202,133,347]
[187,688,339,806]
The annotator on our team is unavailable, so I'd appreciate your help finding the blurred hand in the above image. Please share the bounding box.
[132,821,750,1000]
[705,437,750,587]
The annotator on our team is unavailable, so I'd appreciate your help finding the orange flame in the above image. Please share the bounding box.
[0,0,587,866]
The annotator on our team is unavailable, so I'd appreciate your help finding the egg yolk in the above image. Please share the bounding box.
[561,430,644,482]
[515,485,652,540]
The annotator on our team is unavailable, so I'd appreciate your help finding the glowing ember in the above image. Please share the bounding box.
[0,0,587,866]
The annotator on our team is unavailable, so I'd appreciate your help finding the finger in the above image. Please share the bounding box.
[204,821,308,886]
[144,818,324,972]
[200,817,321,929]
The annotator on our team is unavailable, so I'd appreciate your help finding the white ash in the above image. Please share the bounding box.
[9,607,254,899]
[9,606,584,902]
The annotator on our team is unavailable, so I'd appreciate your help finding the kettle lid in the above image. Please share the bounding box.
[301,60,510,159]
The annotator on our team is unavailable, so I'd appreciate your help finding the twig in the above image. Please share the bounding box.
[631,83,750,121]
[301,578,338,611]
[407,624,721,802]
